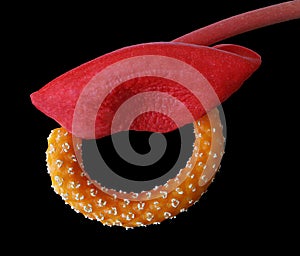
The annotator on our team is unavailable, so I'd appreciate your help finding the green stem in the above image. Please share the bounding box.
[173,0,300,45]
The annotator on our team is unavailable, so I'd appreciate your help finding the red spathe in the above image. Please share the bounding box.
[30,42,261,139]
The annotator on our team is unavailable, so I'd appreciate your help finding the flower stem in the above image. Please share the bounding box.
[173,0,300,45]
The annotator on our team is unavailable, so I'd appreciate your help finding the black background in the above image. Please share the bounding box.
[8,0,299,252]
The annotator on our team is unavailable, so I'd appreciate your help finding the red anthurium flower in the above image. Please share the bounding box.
[31,1,300,229]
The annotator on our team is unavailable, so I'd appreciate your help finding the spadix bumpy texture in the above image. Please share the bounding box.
[46,108,225,229]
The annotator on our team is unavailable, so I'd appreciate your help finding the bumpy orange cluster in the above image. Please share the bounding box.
[46,108,224,228]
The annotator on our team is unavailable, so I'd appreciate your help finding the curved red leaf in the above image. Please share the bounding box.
[30,42,261,139]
